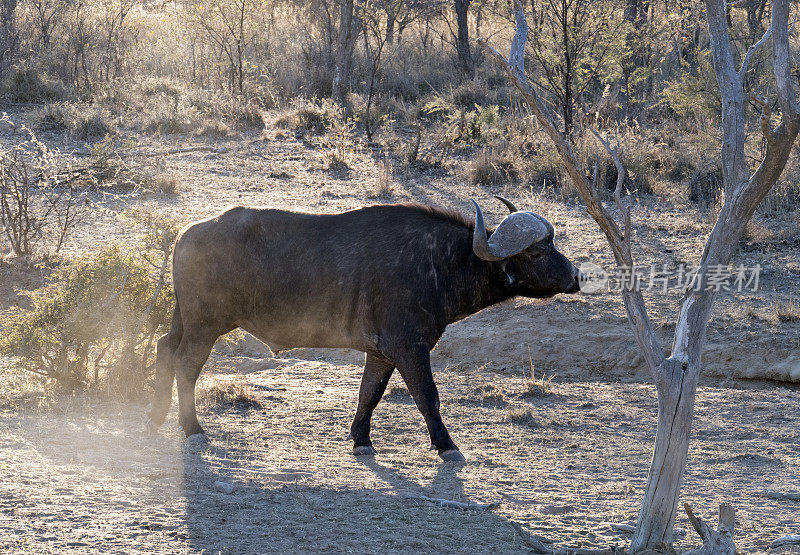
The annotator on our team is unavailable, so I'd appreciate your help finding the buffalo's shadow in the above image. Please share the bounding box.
[181,441,525,554]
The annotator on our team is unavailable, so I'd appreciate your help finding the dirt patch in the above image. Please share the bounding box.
[1,357,798,553]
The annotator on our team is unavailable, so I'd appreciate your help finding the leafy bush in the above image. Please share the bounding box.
[0,214,179,397]
[422,98,503,144]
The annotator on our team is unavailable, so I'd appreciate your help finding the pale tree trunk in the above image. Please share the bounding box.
[481,1,800,552]
[332,0,361,102]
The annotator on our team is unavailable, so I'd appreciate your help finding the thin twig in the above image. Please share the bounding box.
[739,19,772,76]
[589,128,631,262]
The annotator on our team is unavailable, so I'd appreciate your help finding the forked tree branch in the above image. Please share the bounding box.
[683,503,736,555]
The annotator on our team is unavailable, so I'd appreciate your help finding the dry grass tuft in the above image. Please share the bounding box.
[274,98,340,135]
[386,385,410,397]
[144,173,180,195]
[3,63,67,103]
[507,407,538,426]
[774,297,800,323]
[195,119,236,138]
[35,101,117,140]
[469,148,518,187]
[320,118,355,171]
[522,348,555,398]
[368,155,394,199]
[197,376,261,410]
[474,384,505,403]
[522,373,555,398]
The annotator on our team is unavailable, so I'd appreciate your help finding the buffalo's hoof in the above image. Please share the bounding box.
[179,423,206,438]
[353,445,377,457]
[438,449,466,463]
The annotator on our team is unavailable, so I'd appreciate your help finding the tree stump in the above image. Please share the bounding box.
[681,503,736,555]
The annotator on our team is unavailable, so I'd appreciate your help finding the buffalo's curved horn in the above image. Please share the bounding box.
[471,199,551,261]
[472,199,503,261]
[494,195,519,213]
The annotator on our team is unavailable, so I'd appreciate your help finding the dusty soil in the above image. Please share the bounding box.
[1,354,799,553]
[1,110,799,553]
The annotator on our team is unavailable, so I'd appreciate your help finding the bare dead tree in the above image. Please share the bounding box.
[682,503,736,555]
[361,4,392,141]
[480,0,800,552]
[1,146,38,256]
[188,0,253,95]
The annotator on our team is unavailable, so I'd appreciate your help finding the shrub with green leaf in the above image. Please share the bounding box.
[0,214,179,398]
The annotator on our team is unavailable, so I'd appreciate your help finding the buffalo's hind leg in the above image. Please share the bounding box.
[174,329,221,438]
[350,353,395,456]
[394,342,464,462]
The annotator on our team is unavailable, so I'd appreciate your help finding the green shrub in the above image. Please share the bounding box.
[422,98,503,144]
[0,221,178,397]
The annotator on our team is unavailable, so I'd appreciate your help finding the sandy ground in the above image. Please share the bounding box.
[1,111,799,553]
[1,351,799,553]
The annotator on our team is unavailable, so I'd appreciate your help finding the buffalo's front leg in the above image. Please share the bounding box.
[395,342,464,462]
[350,353,395,456]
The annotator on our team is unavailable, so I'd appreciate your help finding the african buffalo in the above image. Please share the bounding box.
[147,196,581,461]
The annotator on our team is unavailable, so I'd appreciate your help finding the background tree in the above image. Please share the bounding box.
[188,0,258,95]
[0,0,18,78]
[361,1,392,140]
[454,0,472,72]
[527,0,623,137]
[27,0,67,49]
[333,0,363,101]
